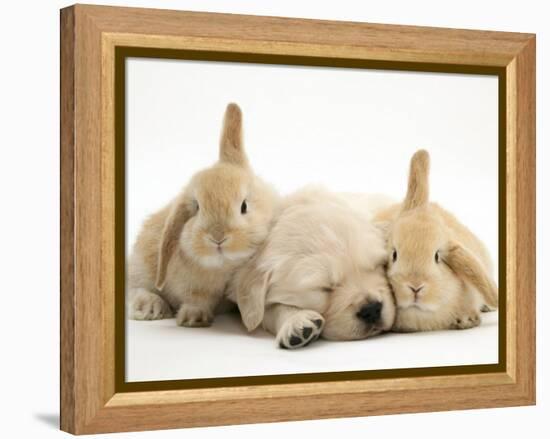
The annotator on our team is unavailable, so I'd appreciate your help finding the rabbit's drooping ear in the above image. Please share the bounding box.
[235,261,271,332]
[219,103,249,167]
[155,199,193,290]
[402,149,430,212]
[444,243,499,309]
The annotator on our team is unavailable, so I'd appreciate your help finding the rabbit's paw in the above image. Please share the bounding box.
[130,290,172,320]
[451,312,481,329]
[176,304,213,327]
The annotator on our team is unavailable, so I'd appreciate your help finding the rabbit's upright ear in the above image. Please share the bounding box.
[155,198,193,291]
[234,260,271,332]
[219,103,249,167]
[444,242,499,309]
[402,149,430,212]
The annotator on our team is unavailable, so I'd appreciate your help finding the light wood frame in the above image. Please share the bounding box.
[60,4,536,434]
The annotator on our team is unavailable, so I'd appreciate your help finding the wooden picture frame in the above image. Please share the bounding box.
[60,4,536,434]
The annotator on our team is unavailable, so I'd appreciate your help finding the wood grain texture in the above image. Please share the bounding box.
[60,4,536,434]
[60,6,75,433]
[61,4,109,433]
[505,58,518,382]
[76,8,104,428]
[512,37,536,400]
[84,381,531,434]
[83,4,531,66]
[101,22,116,408]
[106,372,514,407]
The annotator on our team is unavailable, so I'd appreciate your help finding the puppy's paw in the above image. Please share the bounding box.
[450,312,481,329]
[176,304,213,327]
[130,290,172,320]
[277,310,324,349]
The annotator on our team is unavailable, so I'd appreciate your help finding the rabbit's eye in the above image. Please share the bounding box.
[241,200,248,215]
[435,251,440,263]
[392,249,397,262]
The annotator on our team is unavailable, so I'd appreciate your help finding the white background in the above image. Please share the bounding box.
[0,1,547,438]
[126,59,499,381]
[126,59,498,258]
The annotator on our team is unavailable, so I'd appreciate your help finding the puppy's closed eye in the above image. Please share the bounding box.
[321,286,334,293]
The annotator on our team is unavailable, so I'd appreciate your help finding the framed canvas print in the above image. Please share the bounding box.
[60,4,536,434]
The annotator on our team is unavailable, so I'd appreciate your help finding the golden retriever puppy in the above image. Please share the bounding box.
[231,187,395,349]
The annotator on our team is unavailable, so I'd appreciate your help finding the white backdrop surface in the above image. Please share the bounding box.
[0,1,546,439]
[127,313,498,382]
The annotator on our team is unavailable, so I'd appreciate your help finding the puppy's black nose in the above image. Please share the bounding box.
[357,301,382,324]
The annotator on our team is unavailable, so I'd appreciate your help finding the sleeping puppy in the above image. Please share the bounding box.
[230,187,395,349]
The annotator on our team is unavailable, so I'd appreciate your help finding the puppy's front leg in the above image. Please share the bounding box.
[176,290,222,328]
[263,304,325,349]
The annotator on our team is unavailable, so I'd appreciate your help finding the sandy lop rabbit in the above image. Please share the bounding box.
[374,150,498,332]
[128,103,279,327]
[232,187,396,349]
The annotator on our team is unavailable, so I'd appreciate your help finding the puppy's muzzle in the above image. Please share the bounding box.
[356,301,382,324]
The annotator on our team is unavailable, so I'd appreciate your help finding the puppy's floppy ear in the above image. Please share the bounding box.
[402,149,430,212]
[155,197,193,291]
[219,103,249,167]
[235,259,271,332]
[443,242,498,309]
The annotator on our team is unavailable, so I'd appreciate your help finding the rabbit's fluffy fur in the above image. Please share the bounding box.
[231,187,396,349]
[375,150,498,332]
[127,104,279,327]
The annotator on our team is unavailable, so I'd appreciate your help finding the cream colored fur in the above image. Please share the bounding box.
[127,103,280,327]
[374,150,498,332]
[231,187,396,349]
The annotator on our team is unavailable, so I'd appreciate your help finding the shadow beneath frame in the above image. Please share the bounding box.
[34,413,59,430]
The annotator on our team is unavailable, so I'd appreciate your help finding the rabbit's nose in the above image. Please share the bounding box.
[208,236,227,246]
[209,228,226,243]
[356,301,382,324]
[408,285,425,295]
